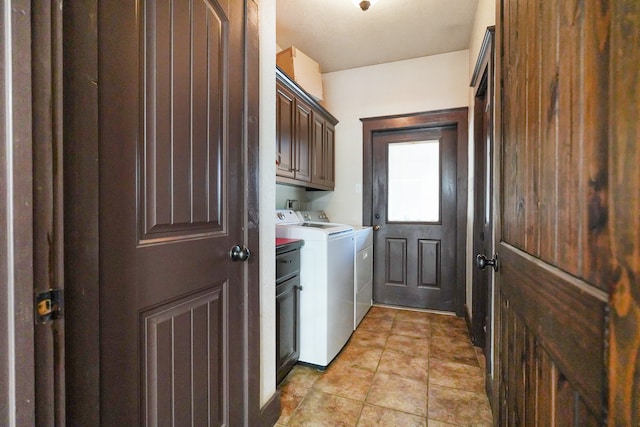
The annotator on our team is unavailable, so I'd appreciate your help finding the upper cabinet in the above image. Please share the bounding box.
[276,67,338,191]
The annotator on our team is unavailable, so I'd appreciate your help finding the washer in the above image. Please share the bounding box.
[298,211,374,329]
[275,210,355,368]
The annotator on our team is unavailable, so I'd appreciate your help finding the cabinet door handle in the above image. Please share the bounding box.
[278,259,293,264]
[294,285,303,291]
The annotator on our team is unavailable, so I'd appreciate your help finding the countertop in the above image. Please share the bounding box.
[276,238,304,253]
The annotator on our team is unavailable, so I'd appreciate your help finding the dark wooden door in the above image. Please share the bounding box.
[372,127,458,311]
[471,81,492,348]
[470,27,495,357]
[494,0,613,424]
[99,0,248,425]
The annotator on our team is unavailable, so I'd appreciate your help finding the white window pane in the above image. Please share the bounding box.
[388,140,440,222]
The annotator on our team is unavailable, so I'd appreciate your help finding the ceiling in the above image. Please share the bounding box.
[276,0,480,74]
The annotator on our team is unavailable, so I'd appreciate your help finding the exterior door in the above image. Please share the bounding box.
[372,127,458,311]
[97,0,250,424]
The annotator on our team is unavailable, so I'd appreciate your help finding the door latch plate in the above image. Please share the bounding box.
[35,289,63,324]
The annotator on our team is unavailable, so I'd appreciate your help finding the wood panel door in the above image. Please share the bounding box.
[470,27,495,356]
[372,127,458,311]
[97,0,251,425]
[494,0,614,423]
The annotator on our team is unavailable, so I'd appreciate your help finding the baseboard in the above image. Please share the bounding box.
[259,389,281,427]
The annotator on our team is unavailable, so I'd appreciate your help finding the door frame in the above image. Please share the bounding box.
[362,108,468,316]
[63,1,262,424]
[1,1,37,425]
[469,25,495,360]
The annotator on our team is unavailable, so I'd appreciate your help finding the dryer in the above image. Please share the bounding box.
[297,210,374,329]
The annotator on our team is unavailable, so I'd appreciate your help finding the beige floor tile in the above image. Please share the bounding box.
[277,307,494,426]
[287,389,363,427]
[431,322,472,342]
[377,350,429,383]
[366,372,428,417]
[357,404,427,426]
[349,328,389,348]
[429,359,485,393]
[282,364,323,388]
[385,334,430,358]
[367,306,398,321]
[391,320,431,339]
[313,364,375,401]
[430,314,467,330]
[431,335,479,366]
[278,383,310,425]
[426,420,457,426]
[358,315,394,332]
[428,384,492,426]
[333,344,383,372]
[394,309,434,325]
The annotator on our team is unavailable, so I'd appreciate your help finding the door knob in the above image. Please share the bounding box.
[373,225,381,231]
[230,245,251,262]
[476,253,498,272]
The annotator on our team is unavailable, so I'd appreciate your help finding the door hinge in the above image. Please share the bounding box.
[35,289,63,324]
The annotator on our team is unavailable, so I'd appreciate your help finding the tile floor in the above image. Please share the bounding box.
[275,305,493,426]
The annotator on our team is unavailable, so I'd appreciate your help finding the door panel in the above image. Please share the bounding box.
[276,85,295,178]
[294,100,312,182]
[142,288,224,426]
[495,0,611,422]
[99,0,245,425]
[142,0,225,240]
[372,127,457,311]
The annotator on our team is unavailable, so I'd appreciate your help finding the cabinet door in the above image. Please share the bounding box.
[276,84,295,178]
[324,123,335,188]
[294,100,312,182]
[312,114,325,184]
[276,277,300,384]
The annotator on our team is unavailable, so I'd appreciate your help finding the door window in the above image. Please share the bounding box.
[387,140,440,222]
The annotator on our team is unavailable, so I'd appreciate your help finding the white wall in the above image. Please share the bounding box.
[259,0,277,407]
[318,51,470,226]
[466,0,496,318]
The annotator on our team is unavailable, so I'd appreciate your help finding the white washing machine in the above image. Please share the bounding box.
[298,211,373,329]
[275,210,355,368]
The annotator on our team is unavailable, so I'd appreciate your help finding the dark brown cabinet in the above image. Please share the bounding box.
[275,84,295,179]
[276,240,303,384]
[276,67,338,190]
[311,115,335,189]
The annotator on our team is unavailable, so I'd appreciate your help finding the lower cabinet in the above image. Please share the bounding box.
[276,240,303,384]
[276,276,300,384]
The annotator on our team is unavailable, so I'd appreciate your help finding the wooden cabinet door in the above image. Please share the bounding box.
[276,84,295,179]
[312,114,325,185]
[324,123,336,188]
[311,114,335,190]
[276,277,300,384]
[294,99,312,182]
